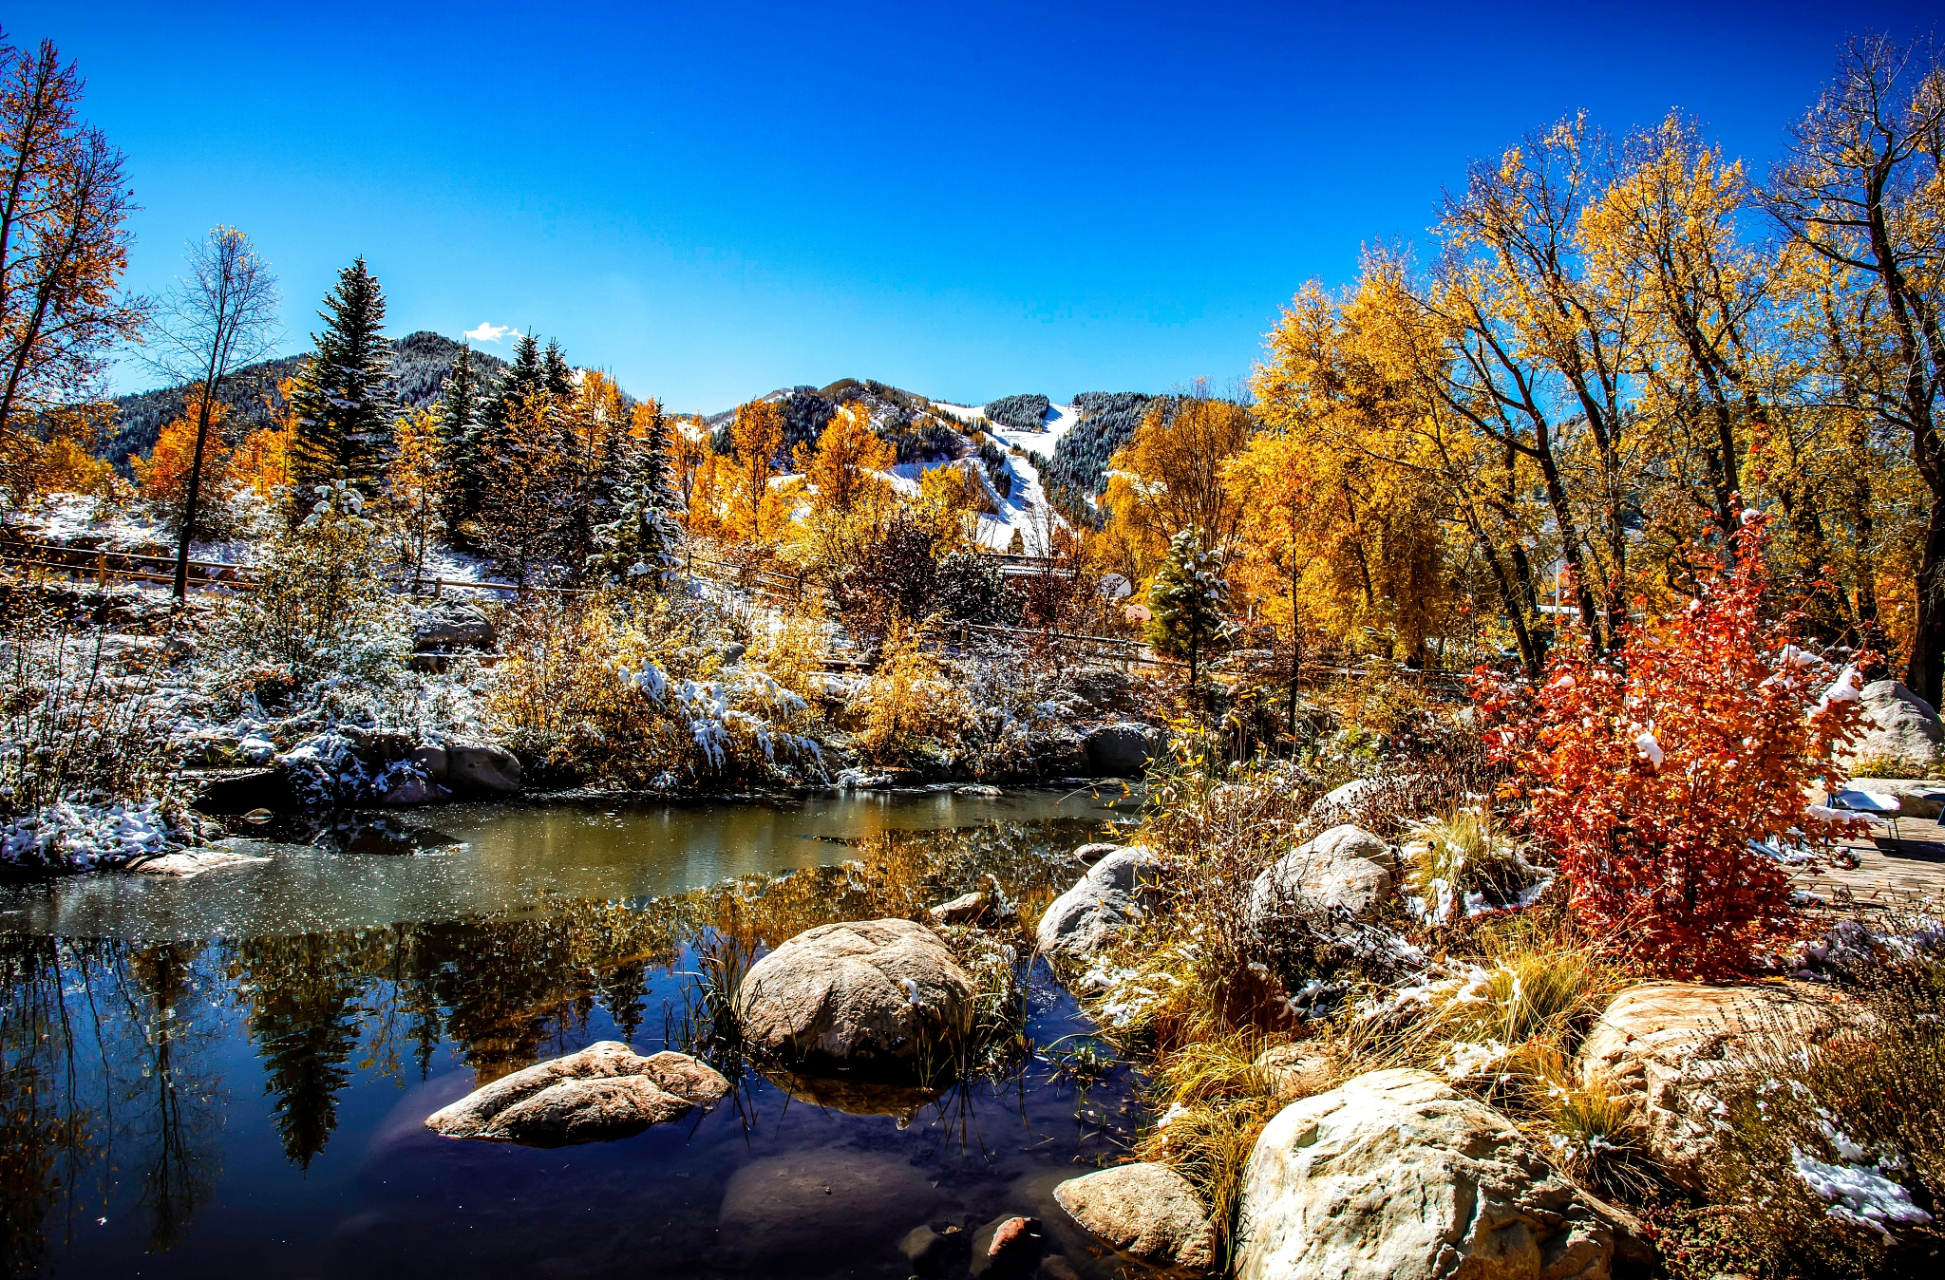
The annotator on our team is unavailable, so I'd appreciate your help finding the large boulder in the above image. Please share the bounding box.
[412,600,496,652]
[1085,722,1161,777]
[423,1041,727,1145]
[445,741,522,794]
[1577,982,1854,1193]
[734,918,975,1071]
[1850,679,1944,771]
[1248,825,1395,926]
[1054,1162,1217,1272]
[1236,1069,1631,1280]
[1036,845,1162,959]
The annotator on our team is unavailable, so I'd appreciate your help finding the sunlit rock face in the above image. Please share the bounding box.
[733,917,975,1072]
[1053,1162,1217,1272]
[1035,845,1161,960]
[423,1041,728,1145]
[1235,1069,1631,1280]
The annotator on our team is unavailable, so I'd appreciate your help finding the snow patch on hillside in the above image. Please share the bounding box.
[931,401,1079,550]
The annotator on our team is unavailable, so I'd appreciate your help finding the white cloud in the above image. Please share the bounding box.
[464,322,512,343]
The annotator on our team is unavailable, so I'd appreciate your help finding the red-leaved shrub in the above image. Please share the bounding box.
[1475,516,1866,977]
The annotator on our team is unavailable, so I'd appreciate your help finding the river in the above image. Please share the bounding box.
[0,787,1150,1279]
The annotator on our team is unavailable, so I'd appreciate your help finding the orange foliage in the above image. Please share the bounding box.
[1476,516,1867,977]
[133,392,230,517]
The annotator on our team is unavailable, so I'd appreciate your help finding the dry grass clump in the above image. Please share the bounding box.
[1,604,178,819]
[1403,805,1540,915]
[1701,936,1945,1278]
[1131,1031,1290,1266]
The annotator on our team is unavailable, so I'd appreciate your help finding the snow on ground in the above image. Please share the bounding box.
[931,401,1081,551]
[10,492,265,565]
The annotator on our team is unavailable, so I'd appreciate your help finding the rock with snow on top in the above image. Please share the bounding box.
[411,601,495,652]
[1577,982,1857,1193]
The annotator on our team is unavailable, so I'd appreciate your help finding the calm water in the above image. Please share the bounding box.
[0,789,1152,1280]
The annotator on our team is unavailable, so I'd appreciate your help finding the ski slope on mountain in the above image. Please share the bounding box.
[932,400,1080,550]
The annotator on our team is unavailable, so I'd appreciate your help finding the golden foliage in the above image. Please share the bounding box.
[1096,396,1254,586]
[794,402,894,518]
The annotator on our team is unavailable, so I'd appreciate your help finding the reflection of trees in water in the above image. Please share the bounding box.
[0,816,1101,1270]
[121,944,224,1251]
[0,935,226,1277]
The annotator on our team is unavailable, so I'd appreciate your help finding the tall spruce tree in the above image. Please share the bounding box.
[542,338,573,398]
[482,331,543,432]
[288,258,395,496]
[439,342,484,534]
[1147,526,1229,708]
[591,398,681,588]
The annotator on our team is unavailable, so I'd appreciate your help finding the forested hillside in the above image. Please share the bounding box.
[1028,391,1152,526]
[704,377,963,463]
[102,331,510,467]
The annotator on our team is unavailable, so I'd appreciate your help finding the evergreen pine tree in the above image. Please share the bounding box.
[288,258,395,496]
[482,331,543,431]
[438,342,483,534]
[591,398,681,589]
[1147,526,1229,707]
[542,338,573,398]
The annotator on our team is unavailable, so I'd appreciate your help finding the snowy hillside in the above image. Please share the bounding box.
[931,400,1081,550]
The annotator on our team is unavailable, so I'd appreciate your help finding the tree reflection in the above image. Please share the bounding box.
[0,936,226,1275]
[122,944,223,1251]
[0,815,1098,1271]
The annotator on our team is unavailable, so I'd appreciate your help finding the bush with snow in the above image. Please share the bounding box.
[1,605,195,869]
[487,590,822,788]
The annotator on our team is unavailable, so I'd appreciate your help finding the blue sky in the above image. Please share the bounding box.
[21,1,1942,413]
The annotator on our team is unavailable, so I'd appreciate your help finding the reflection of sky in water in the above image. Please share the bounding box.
[0,787,1141,941]
[0,795,1148,1279]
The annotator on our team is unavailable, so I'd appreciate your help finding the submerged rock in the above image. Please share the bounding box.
[1236,1068,1635,1280]
[124,848,270,877]
[764,1069,943,1119]
[1054,1162,1216,1271]
[424,1041,727,1145]
[734,918,975,1071]
[969,1214,1044,1277]
[1036,845,1162,960]
[719,1148,946,1262]
[1578,981,1855,1193]
[901,1222,971,1275]
[1247,825,1395,926]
